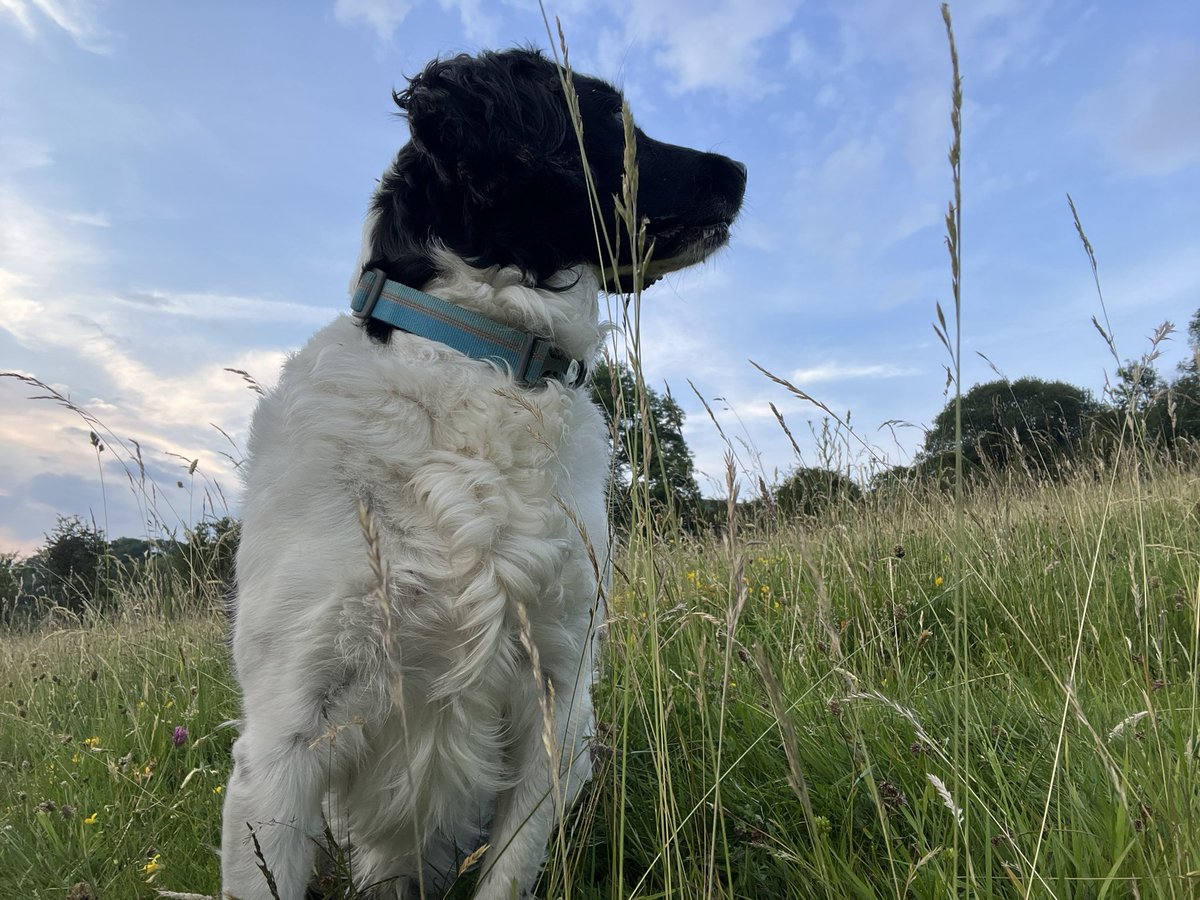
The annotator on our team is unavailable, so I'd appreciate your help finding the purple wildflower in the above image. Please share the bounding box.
[172,725,188,748]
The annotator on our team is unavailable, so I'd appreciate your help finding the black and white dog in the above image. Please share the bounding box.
[221,48,745,900]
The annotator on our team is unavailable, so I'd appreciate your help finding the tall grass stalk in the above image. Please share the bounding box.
[937,6,976,893]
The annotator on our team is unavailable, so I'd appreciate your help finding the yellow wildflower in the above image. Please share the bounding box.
[213,785,223,795]
[142,853,161,879]
[83,736,100,749]
[84,812,99,825]
[934,576,944,587]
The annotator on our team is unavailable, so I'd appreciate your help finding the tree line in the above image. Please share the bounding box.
[3,309,1197,627]
[910,307,1200,482]
[0,515,238,628]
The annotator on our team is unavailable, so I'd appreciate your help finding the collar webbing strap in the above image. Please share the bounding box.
[350,269,586,388]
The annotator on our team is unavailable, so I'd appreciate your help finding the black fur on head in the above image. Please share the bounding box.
[364,47,746,293]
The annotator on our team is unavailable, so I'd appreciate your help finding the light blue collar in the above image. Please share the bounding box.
[350,269,587,388]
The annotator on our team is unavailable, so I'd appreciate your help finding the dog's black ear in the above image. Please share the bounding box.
[393,55,468,178]
[394,50,570,193]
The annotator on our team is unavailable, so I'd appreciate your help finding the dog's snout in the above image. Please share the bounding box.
[707,153,747,195]
[708,154,747,214]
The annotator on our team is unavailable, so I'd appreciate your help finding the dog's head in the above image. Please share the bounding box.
[367,48,746,291]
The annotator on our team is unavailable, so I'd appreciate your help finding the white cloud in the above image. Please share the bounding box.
[61,211,110,227]
[965,0,1056,76]
[113,289,334,325]
[0,187,104,279]
[0,136,53,172]
[819,134,886,189]
[0,0,35,34]
[0,0,115,53]
[787,30,816,71]
[1,275,283,434]
[605,0,801,97]
[438,0,500,45]
[790,361,916,384]
[0,181,286,550]
[890,81,951,180]
[332,0,413,41]
[814,0,1055,78]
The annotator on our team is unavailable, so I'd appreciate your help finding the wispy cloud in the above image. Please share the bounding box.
[0,188,105,281]
[819,135,886,190]
[331,0,498,45]
[1,271,285,431]
[114,289,334,325]
[0,136,53,172]
[816,0,1055,77]
[0,0,115,53]
[790,362,916,384]
[0,182,278,550]
[603,0,801,97]
[438,0,500,45]
[1076,40,1200,177]
[61,211,111,228]
[332,0,413,41]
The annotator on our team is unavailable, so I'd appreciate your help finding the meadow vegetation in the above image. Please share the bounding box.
[2,452,1197,898]
[2,7,1199,899]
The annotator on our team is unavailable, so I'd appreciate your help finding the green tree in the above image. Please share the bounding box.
[774,466,862,519]
[31,515,112,615]
[183,515,240,598]
[0,552,20,606]
[1112,359,1165,415]
[590,360,702,530]
[0,552,43,628]
[1150,308,1200,443]
[922,377,1101,475]
[1184,308,1200,375]
[109,536,155,562]
[1164,373,1200,442]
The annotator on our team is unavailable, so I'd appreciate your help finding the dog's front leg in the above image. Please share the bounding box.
[473,675,594,900]
[220,724,333,900]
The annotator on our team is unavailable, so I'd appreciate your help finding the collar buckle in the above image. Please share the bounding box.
[351,268,388,321]
[538,342,587,388]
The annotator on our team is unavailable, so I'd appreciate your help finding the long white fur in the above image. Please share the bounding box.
[221,248,610,899]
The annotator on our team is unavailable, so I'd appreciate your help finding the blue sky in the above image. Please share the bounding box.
[2,0,1198,553]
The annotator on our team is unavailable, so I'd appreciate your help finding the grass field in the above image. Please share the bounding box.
[2,458,1198,898]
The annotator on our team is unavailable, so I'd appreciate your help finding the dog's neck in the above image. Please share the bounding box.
[350,216,603,363]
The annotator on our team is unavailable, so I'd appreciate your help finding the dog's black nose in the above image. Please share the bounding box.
[732,160,748,181]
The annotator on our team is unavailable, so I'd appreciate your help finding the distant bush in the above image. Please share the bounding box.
[774,466,862,519]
